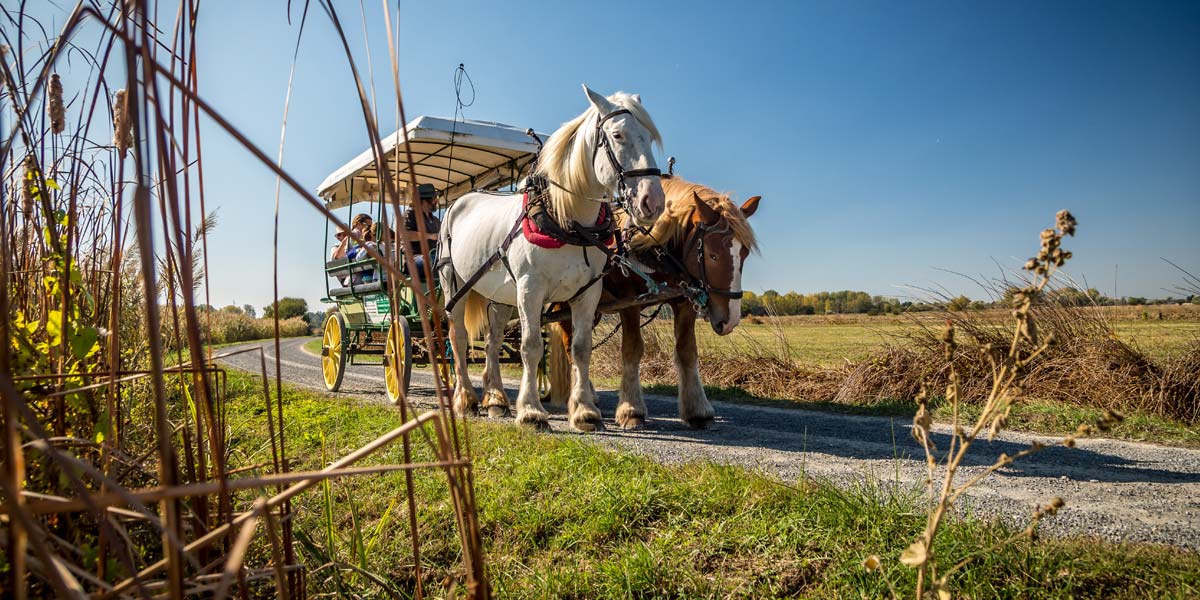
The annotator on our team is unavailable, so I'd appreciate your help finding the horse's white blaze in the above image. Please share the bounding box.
[722,239,744,335]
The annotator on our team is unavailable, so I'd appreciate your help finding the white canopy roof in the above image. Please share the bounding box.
[316,116,549,209]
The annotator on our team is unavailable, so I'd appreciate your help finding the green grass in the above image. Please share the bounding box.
[223,371,1200,598]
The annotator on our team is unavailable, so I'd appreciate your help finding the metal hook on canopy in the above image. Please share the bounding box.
[667,156,676,176]
[526,128,544,153]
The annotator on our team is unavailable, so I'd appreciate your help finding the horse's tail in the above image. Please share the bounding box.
[462,290,489,342]
[546,321,571,405]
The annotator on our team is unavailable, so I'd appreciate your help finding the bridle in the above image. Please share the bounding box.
[591,108,661,216]
[681,219,745,303]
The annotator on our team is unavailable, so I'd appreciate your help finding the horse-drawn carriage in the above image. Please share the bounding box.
[317,87,760,432]
[315,116,553,403]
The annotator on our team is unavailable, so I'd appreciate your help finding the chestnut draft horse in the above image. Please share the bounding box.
[548,175,760,429]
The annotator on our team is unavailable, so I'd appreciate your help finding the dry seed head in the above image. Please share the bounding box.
[1032,496,1066,522]
[1055,210,1077,236]
[0,45,7,86]
[112,89,133,158]
[861,555,882,572]
[940,322,955,345]
[21,154,36,215]
[1096,409,1124,432]
[49,73,65,133]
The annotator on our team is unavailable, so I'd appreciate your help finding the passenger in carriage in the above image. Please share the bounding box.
[328,228,351,285]
[401,184,441,282]
[329,213,377,285]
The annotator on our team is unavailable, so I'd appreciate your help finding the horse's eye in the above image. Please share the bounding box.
[611,132,624,142]
[709,253,718,261]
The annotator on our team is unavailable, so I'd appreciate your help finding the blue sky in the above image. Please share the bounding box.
[23,1,1200,310]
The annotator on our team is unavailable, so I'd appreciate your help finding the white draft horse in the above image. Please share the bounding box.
[438,86,665,431]
[549,176,760,429]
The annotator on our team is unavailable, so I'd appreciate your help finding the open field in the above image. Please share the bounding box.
[688,306,1200,366]
[583,304,1200,446]
[222,369,1200,598]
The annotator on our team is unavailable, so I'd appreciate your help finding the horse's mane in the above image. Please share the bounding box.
[627,175,758,253]
[536,92,661,228]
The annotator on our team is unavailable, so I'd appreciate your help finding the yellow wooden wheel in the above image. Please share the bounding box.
[384,318,412,404]
[321,313,347,392]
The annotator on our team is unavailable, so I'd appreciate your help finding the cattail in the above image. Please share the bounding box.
[21,154,36,215]
[112,89,133,158]
[48,73,65,133]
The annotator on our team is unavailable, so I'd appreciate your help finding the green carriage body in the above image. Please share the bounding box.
[315,116,551,403]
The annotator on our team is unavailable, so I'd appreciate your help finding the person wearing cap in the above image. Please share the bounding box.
[329,213,377,284]
[402,184,441,282]
[330,213,374,261]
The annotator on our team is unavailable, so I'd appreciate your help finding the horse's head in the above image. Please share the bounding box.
[684,191,761,336]
[582,85,665,226]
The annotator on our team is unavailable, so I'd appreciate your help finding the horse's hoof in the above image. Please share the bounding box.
[570,413,605,433]
[486,405,510,419]
[516,412,551,432]
[617,415,646,430]
[686,415,714,430]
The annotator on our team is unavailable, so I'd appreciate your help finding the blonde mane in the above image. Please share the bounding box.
[627,175,758,253]
[535,92,661,228]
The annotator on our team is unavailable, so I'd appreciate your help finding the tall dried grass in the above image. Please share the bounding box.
[596,266,1198,425]
[1,2,485,598]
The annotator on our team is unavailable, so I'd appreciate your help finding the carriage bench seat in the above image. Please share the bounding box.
[325,257,376,279]
[327,281,387,298]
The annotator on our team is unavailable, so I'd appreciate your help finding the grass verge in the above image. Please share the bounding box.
[223,370,1200,598]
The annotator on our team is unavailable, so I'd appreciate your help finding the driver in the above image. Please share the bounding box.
[402,184,440,282]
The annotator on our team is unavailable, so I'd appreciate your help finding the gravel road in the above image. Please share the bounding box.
[217,337,1200,549]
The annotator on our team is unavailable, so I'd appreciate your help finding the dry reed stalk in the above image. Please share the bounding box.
[2,2,487,597]
[860,211,1131,598]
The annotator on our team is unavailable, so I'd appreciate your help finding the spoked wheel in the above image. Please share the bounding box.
[321,313,347,392]
[384,318,413,405]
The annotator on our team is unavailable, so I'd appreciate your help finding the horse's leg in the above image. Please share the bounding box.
[447,297,480,417]
[615,306,647,430]
[673,300,714,429]
[514,286,550,431]
[482,303,513,418]
[566,286,605,432]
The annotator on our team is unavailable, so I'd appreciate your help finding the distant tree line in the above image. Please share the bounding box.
[741,288,1195,316]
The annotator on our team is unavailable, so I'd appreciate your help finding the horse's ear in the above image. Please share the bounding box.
[582,84,616,114]
[741,196,761,218]
[690,191,721,226]
[631,93,642,104]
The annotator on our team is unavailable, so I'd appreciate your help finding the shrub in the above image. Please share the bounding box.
[202,311,310,345]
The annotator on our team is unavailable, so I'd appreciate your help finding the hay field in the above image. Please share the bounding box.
[686,306,1200,366]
